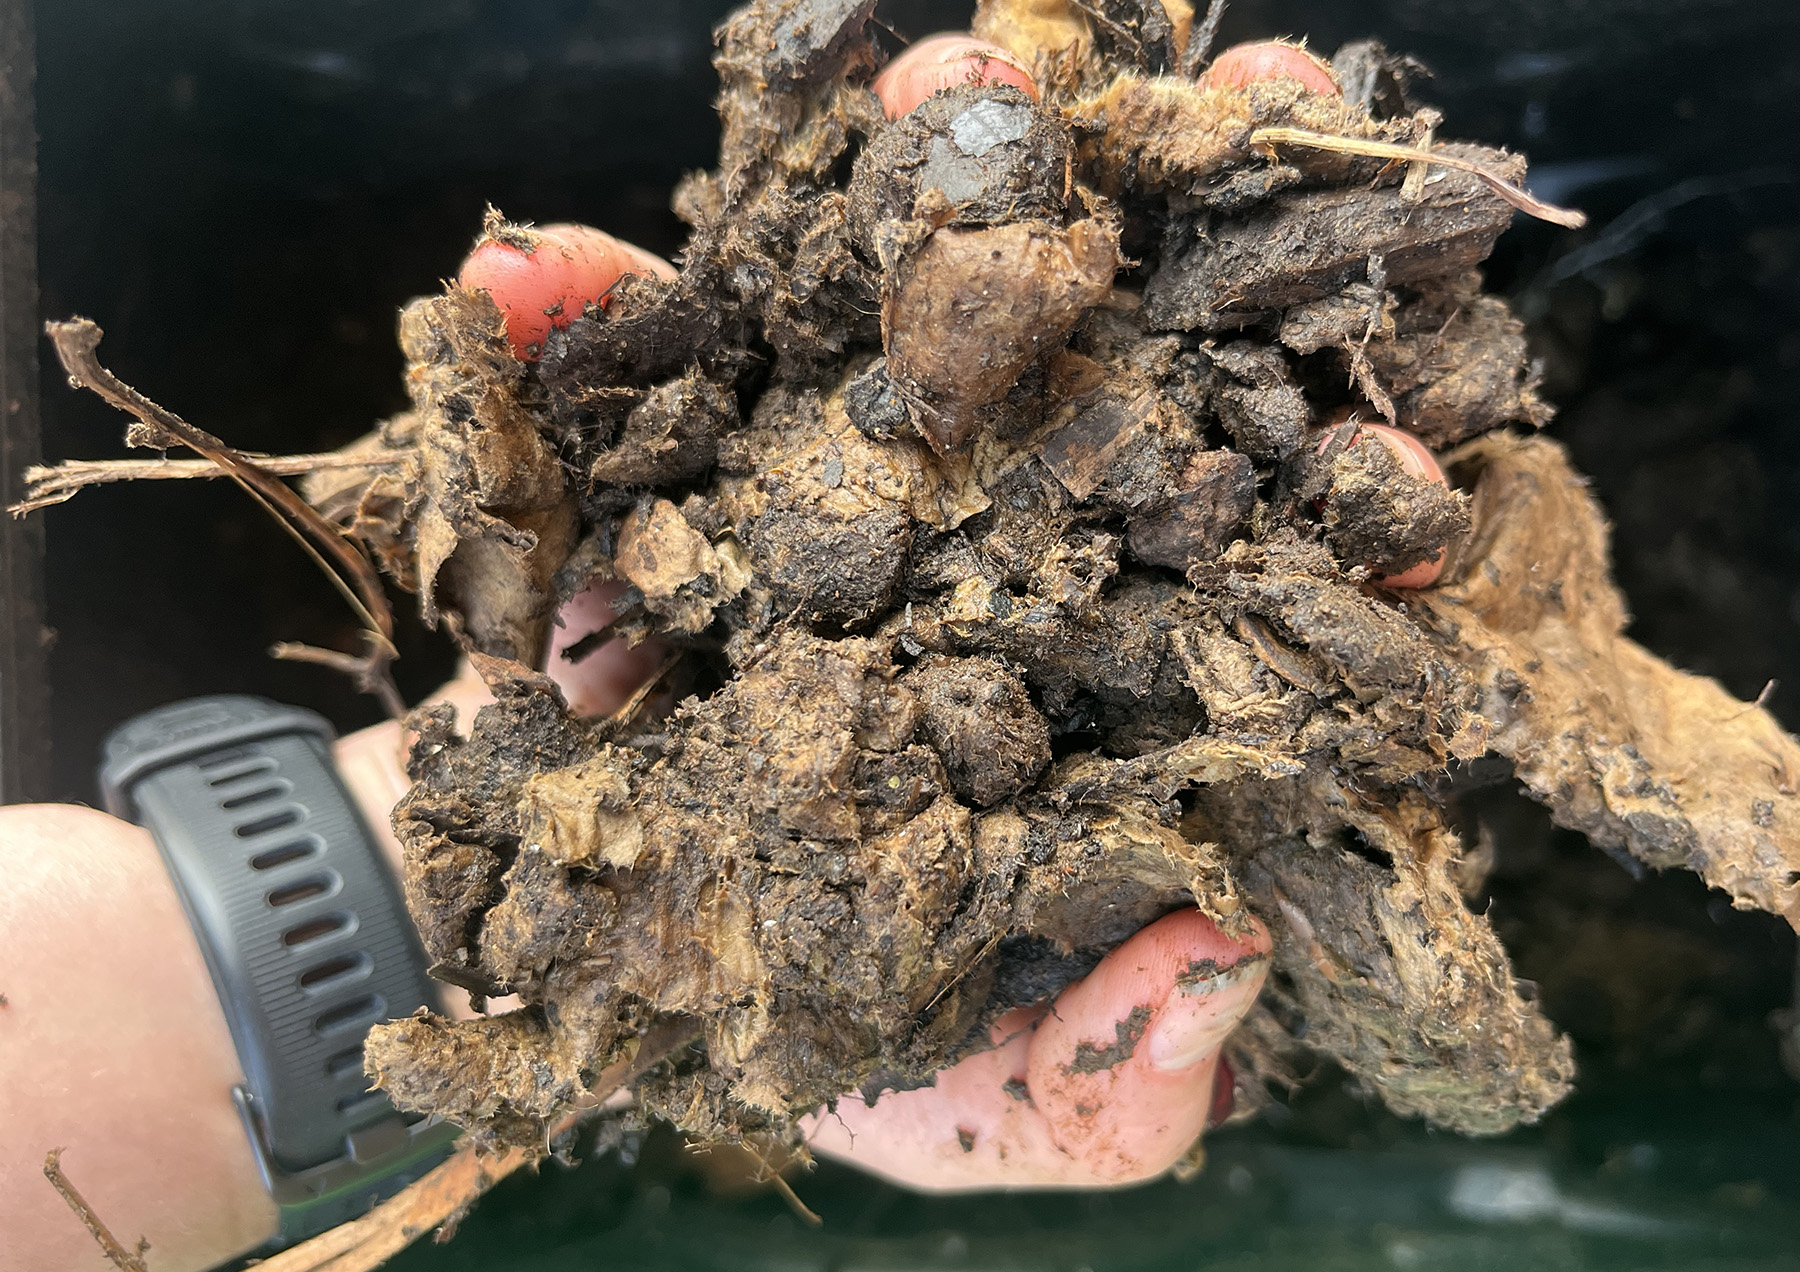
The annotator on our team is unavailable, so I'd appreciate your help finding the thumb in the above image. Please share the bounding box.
[800,908,1268,1189]
[1024,908,1271,1183]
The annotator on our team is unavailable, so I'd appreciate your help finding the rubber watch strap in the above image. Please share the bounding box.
[99,695,457,1246]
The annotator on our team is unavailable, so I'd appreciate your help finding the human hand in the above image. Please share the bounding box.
[802,908,1270,1188]
[5,53,1282,1256]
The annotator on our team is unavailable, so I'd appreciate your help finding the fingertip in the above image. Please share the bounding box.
[1023,909,1269,1181]
[1050,909,1271,1018]
[872,32,1039,119]
[457,219,675,360]
[554,633,664,720]
[546,580,665,719]
[1200,41,1341,96]
[538,223,678,285]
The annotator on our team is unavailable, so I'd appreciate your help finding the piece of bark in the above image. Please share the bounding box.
[1205,778,1575,1135]
[614,497,751,635]
[1278,283,1392,355]
[1369,290,1555,447]
[588,371,738,487]
[1127,450,1256,570]
[1205,341,1310,461]
[1074,71,1417,202]
[904,655,1051,805]
[884,218,1120,454]
[399,289,581,662]
[1319,427,1471,578]
[1144,144,1526,332]
[849,84,1073,253]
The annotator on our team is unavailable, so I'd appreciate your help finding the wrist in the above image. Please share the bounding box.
[98,696,457,1250]
[0,805,280,1272]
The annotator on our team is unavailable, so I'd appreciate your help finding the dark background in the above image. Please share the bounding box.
[28,0,1800,1265]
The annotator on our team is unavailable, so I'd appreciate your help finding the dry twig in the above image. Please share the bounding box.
[38,319,405,716]
[43,1149,150,1272]
[1248,127,1588,228]
[1180,0,1227,78]
[9,451,401,515]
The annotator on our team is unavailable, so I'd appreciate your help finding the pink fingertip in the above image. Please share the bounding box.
[546,579,664,719]
[1145,949,1273,1071]
[458,222,676,361]
[1317,420,1450,588]
[1201,40,1341,96]
[1031,908,1270,1082]
[1378,556,1445,589]
[872,33,1039,119]
[1019,909,1270,1182]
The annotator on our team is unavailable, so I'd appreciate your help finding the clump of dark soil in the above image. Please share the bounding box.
[295,0,1800,1154]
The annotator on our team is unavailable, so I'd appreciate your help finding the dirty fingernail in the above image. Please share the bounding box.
[1146,956,1270,1072]
[872,33,1038,120]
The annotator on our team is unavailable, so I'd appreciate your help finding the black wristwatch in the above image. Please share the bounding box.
[99,695,458,1248]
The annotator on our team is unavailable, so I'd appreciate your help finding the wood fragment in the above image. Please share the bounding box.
[1343,336,1398,423]
[39,319,404,716]
[1400,121,1435,202]
[42,1149,149,1272]
[9,451,402,515]
[1248,127,1588,227]
[1180,0,1226,78]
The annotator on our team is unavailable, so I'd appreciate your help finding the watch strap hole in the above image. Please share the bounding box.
[194,745,264,774]
[315,994,386,1036]
[250,838,321,871]
[235,808,303,838]
[324,1046,367,1081]
[282,911,353,947]
[300,953,373,993]
[268,872,340,908]
[206,757,278,786]
[221,780,293,810]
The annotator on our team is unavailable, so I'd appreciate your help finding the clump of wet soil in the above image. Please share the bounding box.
[303,0,1800,1154]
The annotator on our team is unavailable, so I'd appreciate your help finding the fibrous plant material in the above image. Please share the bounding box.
[251,0,1800,1169]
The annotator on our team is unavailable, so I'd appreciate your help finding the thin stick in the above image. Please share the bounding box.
[768,1173,824,1228]
[41,319,404,716]
[605,652,684,733]
[1181,0,1226,78]
[1343,338,1397,424]
[273,642,407,718]
[255,1018,699,1272]
[43,1149,150,1272]
[1401,121,1435,202]
[1248,128,1588,228]
[9,451,401,515]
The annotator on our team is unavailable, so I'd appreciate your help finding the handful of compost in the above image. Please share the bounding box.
[294,0,1800,1160]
